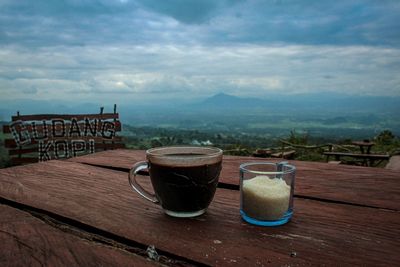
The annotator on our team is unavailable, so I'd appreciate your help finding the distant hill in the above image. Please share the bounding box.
[1,92,399,123]
[200,93,267,108]
[198,92,400,113]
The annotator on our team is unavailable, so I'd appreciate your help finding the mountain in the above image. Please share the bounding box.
[199,93,400,113]
[1,92,399,122]
[200,93,267,108]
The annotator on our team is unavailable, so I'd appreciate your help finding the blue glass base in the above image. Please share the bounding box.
[240,210,293,226]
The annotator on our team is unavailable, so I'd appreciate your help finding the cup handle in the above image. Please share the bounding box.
[128,161,159,203]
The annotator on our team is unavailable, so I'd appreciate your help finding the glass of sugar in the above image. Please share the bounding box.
[240,161,295,226]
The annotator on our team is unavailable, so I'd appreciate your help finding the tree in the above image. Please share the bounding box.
[375,130,395,145]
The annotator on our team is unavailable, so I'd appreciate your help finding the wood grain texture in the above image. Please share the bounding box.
[323,152,389,159]
[68,149,400,210]
[10,157,38,165]
[5,136,123,148]
[8,143,125,156]
[11,113,119,121]
[1,161,399,266]
[3,121,122,134]
[386,155,400,171]
[0,204,160,267]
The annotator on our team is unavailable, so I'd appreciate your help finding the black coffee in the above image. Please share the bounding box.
[149,159,222,212]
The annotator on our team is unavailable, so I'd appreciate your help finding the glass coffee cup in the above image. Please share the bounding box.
[129,146,223,218]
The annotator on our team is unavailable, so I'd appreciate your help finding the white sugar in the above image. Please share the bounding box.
[242,175,290,220]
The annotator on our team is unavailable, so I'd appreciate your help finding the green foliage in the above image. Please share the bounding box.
[375,130,395,145]
[121,127,399,162]
[287,130,309,145]
[373,130,400,155]
[1,125,398,169]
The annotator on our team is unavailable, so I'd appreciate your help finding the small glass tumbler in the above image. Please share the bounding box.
[240,162,296,226]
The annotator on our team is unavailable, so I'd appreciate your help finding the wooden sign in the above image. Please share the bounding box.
[3,111,124,164]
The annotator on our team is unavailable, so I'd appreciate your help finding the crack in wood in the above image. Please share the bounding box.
[0,196,209,267]
[294,195,399,212]
[75,162,131,173]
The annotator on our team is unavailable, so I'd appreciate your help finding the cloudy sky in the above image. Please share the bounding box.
[1,0,400,104]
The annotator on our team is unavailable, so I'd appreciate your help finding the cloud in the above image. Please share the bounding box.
[0,0,399,104]
[205,0,400,46]
[22,86,38,94]
[1,43,399,103]
[136,0,241,24]
[1,0,399,48]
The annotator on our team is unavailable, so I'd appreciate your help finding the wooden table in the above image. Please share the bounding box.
[324,140,389,167]
[1,149,399,266]
[351,140,375,154]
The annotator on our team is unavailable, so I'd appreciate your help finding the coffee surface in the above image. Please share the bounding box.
[161,153,205,157]
[149,160,222,212]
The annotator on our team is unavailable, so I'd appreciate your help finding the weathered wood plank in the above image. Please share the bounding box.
[3,121,122,134]
[0,204,160,267]
[386,155,400,171]
[11,113,119,121]
[270,150,296,159]
[324,152,390,160]
[68,149,146,168]
[10,157,38,165]
[8,143,125,156]
[8,147,38,155]
[223,156,400,210]
[68,149,400,210]
[1,161,399,266]
[5,136,123,148]
[93,142,126,150]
